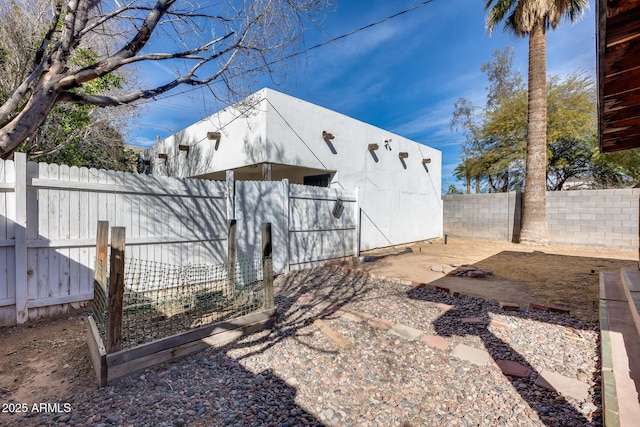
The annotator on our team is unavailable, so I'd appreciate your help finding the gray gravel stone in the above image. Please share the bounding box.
[23,267,601,427]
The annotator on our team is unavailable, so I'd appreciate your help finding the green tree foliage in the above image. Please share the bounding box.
[0,2,138,171]
[446,184,463,195]
[0,0,331,159]
[452,47,640,193]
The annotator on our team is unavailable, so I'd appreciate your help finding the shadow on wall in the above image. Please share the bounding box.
[0,215,97,325]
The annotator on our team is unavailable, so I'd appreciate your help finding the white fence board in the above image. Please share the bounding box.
[0,156,357,326]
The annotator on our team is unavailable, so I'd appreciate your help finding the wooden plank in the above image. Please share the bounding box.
[604,87,640,112]
[602,136,640,152]
[598,0,607,151]
[262,163,272,181]
[14,153,27,324]
[606,7,640,47]
[24,161,39,312]
[106,227,126,353]
[106,315,275,385]
[46,163,60,320]
[603,110,640,130]
[59,165,71,302]
[29,178,226,199]
[226,169,235,222]
[605,36,640,76]
[604,67,640,97]
[23,235,226,249]
[227,219,237,292]
[27,292,93,308]
[288,227,357,233]
[86,315,107,387]
[282,179,291,272]
[106,308,276,366]
[0,297,16,307]
[313,319,352,349]
[354,186,361,257]
[262,223,274,310]
[0,160,7,305]
[95,222,109,270]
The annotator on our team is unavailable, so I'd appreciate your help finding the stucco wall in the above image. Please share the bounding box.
[142,88,443,252]
[443,189,639,250]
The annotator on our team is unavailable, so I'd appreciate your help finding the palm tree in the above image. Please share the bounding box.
[484,0,588,245]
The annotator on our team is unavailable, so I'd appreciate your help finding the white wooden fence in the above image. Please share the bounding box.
[0,154,358,326]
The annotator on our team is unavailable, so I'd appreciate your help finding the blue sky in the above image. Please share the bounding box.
[128,0,597,191]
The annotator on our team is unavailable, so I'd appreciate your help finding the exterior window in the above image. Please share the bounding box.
[304,174,330,187]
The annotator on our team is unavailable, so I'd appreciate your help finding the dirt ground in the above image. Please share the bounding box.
[356,237,638,322]
[0,237,636,420]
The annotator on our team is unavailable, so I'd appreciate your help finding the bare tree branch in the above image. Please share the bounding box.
[0,0,330,158]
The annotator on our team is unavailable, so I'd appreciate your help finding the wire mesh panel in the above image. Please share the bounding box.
[122,256,266,348]
[91,256,268,350]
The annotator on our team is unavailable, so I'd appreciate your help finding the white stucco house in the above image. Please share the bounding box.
[141,88,442,253]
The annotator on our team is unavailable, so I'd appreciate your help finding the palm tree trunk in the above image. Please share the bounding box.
[519,19,549,245]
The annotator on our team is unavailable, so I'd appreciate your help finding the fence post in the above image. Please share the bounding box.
[14,153,28,324]
[282,179,291,272]
[106,227,126,353]
[262,223,274,309]
[227,219,237,292]
[95,221,109,272]
[93,221,109,310]
[226,170,235,221]
[354,186,361,258]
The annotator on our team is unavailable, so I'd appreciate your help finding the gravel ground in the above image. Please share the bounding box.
[9,267,601,427]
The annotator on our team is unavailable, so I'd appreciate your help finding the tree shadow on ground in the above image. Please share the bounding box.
[407,284,600,427]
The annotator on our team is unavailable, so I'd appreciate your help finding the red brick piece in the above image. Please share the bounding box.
[499,302,520,311]
[461,317,485,324]
[367,318,394,330]
[529,303,549,311]
[435,286,450,292]
[548,305,570,314]
[496,359,532,378]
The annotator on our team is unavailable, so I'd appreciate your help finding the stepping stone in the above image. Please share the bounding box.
[313,319,351,349]
[450,344,493,366]
[343,309,374,320]
[534,369,590,401]
[388,324,422,341]
[488,320,513,331]
[367,318,394,330]
[496,360,532,378]
[431,264,444,273]
[420,334,451,350]
[341,312,368,322]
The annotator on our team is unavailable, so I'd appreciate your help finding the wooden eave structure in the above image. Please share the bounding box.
[598,0,640,152]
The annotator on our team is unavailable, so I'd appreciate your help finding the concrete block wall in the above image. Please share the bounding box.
[546,188,639,249]
[443,189,640,250]
[442,192,522,242]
